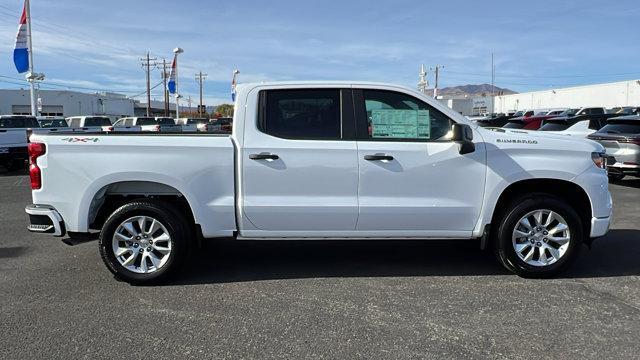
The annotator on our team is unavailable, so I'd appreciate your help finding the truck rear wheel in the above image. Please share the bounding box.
[98,200,191,285]
[493,194,583,278]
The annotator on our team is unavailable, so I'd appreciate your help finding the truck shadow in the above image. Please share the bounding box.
[170,229,640,285]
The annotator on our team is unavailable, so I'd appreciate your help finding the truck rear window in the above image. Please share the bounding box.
[258,89,341,140]
[156,118,176,125]
[137,118,157,125]
[0,117,39,128]
[84,117,112,126]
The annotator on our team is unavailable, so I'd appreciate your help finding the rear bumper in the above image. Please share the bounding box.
[25,204,66,237]
[590,216,611,238]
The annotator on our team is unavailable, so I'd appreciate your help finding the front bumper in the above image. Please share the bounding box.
[25,204,66,237]
[590,216,611,238]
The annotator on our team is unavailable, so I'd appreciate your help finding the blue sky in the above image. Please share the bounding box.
[0,0,639,105]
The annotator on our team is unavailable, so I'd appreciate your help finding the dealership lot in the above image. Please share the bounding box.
[1,170,639,359]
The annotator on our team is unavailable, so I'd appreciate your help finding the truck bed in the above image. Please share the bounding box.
[29,132,236,237]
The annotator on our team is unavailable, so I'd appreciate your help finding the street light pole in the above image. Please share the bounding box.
[173,48,184,119]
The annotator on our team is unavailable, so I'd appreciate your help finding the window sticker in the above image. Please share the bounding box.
[370,109,430,139]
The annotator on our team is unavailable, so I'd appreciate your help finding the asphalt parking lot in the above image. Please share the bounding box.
[1,169,639,359]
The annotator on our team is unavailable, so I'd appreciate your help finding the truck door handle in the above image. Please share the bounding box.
[249,153,279,160]
[364,154,394,161]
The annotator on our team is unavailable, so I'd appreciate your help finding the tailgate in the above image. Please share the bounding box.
[0,129,28,148]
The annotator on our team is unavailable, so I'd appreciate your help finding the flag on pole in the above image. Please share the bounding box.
[231,70,239,101]
[168,55,177,94]
[14,2,29,73]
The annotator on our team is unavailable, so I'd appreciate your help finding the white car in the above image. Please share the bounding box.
[113,117,180,132]
[25,81,612,284]
[66,116,114,132]
[175,118,207,132]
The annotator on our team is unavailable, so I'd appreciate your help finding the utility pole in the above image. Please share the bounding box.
[187,96,192,114]
[195,71,208,117]
[161,59,169,117]
[140,52,158,117]
[431,65,444,99]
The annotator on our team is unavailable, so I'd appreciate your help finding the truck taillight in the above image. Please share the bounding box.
[155,124,161,131]
[107,126,114,132]
[28,142,46,190]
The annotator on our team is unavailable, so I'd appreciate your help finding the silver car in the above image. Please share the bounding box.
[587,115,640,181]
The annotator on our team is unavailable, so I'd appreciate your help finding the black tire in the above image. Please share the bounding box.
[608,173,625,182]
[98,199,191,285]
[493,194,584,278]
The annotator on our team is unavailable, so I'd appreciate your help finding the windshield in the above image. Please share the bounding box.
[84,117,112,126]
[512,111,524,117]
[598,122,640,135]
[557,109,578,116]
[503,121,525,129]
[156,118,175,125]
[186,118,207,124]
[539,122,570,131]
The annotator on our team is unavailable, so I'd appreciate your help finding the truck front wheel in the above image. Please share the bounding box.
[493,194,583,278]
[98,200,191,284]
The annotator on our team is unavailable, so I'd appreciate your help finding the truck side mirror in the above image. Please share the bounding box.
[451,123,475,155]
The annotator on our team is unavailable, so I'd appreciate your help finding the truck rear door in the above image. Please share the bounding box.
[239,88,359,236]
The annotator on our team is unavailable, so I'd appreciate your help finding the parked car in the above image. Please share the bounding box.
[175,118,207,132]
[36,116,69,134]
[503,110,555,130]
[587,115,640,181]
[0,115,40,171]
[66,116,114,132]
[475,113,517,128]
[25,81,612,284]
[206,117,233,133]
[612,106,640,116]
[114,117,181,132]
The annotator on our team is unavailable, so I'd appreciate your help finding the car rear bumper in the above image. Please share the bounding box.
[25,204,66,237]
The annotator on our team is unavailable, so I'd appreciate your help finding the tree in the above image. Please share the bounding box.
[214,104,234,118]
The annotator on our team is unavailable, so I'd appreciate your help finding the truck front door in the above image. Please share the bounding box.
[240,88,359,236]
[353,88,487,237]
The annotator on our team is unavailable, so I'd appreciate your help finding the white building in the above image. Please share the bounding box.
[492,79,640,113]
[0,89,135,121]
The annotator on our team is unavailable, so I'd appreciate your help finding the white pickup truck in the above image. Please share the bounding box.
[25,82,613,284]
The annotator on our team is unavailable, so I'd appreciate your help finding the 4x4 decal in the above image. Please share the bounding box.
[61,137,100,143]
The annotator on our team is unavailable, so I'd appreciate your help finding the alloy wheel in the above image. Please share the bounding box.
[111,216,172,274]
[511,209,571,267]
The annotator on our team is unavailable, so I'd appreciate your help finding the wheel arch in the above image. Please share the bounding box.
[86,180,197,232]
[488,179,592,239]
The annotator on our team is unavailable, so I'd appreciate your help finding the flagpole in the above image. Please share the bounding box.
[25,0,36,116]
